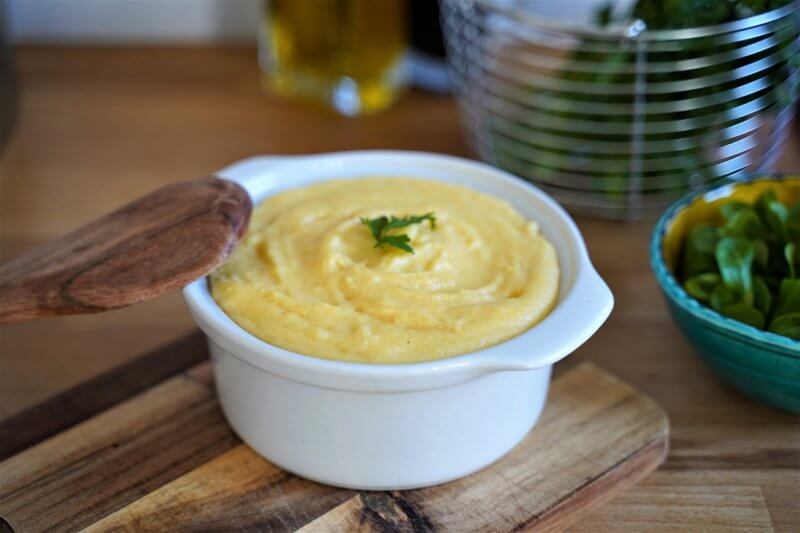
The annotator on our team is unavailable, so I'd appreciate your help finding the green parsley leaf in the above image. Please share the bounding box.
[384,213,437,232]
[362,216,388,242]
[360,212,436,254]
[380,234,414,254]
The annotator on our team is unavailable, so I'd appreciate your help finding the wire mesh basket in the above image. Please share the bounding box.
[441,0,800,219]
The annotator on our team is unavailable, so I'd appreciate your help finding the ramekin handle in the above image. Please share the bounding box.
[478,261,614,371]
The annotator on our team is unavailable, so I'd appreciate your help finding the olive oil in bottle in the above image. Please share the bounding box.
[259,0,408,116]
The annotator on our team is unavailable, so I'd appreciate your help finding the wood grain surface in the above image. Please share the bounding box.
[0,331,208,461]
[0,363,239,532]
[0,361,668,532]
[1,46,799,531]
[0,176,250,323]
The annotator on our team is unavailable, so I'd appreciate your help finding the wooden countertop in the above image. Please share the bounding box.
[1,47,798,531]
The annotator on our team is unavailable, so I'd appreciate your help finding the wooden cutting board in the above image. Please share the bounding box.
[0,332,668,532]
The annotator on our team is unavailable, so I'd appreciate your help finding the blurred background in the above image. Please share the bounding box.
[4,0,450,109]
[3,0,798,219]
[1,2,799,530]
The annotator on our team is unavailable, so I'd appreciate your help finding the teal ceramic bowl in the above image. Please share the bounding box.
[650,174,800,413]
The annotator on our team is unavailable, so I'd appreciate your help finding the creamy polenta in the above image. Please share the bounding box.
[210,178,559,363]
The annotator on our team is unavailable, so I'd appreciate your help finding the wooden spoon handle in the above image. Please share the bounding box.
[0,176,251,324]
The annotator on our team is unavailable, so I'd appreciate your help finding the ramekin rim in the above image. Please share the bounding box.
[183,150,614,381]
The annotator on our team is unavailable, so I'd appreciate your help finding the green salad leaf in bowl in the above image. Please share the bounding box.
[681,189,800,338]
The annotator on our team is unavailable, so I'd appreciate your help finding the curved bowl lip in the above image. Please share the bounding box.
[184,150,613,391]
[650,172,800,358]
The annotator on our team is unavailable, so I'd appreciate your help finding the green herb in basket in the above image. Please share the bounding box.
[487,0,798,214]
[680,189,800,339]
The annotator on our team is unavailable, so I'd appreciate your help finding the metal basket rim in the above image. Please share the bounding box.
[466,0,800,41]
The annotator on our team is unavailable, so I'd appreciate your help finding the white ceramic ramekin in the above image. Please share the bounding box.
[184,151,613,490]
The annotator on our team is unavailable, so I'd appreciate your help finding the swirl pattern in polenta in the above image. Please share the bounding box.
[210,178,559,363]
